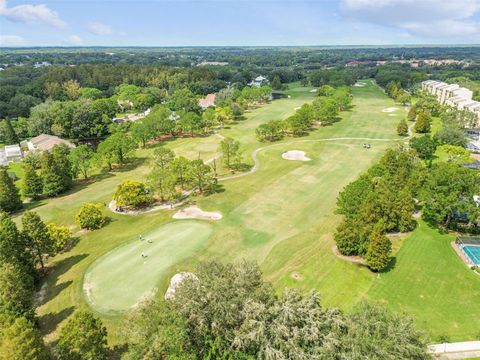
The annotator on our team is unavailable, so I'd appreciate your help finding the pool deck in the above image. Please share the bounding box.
[429,341,480,359]
[451,241,475,267]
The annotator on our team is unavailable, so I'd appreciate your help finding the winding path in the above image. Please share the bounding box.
[218,132,412,182]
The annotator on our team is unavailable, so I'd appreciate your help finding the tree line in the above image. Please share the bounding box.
[256,85,352,142]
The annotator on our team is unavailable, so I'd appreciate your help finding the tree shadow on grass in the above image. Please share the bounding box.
[38,306,75,336]
[38,254,89,306]
[114,157,147,173]
[110,344,129,360]
[381,256,397,274]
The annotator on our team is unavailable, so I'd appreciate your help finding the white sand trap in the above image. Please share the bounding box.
[354,82,366,87]
[382,107,399,113]
[282,150,311,161]
[310,89,317,92]
[165,272,197,300]
[294,106,301,110]
[173,205,222,221]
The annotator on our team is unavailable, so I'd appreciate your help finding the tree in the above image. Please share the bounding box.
[365,227,392,271]
[69,145,94,179]
[396,92,411,105]
[256,120,284,142]
[189,160,214,193]
[409,135,437,163]
[97,133,136,169]
[220,137,241,170]
[407,104,417,121]
[0,262,34,323]
[2,117,18,145]
[152,147,175,170]
[22,163,43,200]
[271,75,282,90]
[312,97,338,125]
[147,168,178,202]
[414,112,431,133]
[113,180,153,209]
[0,166,22,212]
[439,144,472,163]
[329,302,430,359]
[170,156,192,190]
[75,203,107,230]
[422,162,480,226]
[56,311,109,360]
[0,317,49,360]
[21,211,54,272]
[0,212,33,275]
[131,118,156,148]
[336,177,373,219]
[397,118,408,136]
[434,125,467,147]
[215,107,234,128]
[63,80,81,100]
[47,223,73,253]
[40,150,65,197]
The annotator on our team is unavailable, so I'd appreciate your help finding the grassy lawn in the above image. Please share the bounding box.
[34,80,480,345]
[368,221,480,342]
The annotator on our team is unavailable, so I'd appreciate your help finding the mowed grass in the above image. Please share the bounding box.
[34,80,479,345]
[83,221,212,314]
[367,221,480,342]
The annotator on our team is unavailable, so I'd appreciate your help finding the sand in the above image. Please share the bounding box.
[382,107,399,113]
[282,150,311,161]
[310,89,317,92]
[354,82,367,87]
[173,205,222,220]
[165,272,198,300]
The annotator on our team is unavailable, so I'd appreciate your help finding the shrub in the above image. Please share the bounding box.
[113,180,153,209]
[47,223,73,252]
[75,203,106,230]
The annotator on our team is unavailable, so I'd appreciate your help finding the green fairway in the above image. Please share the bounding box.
[34,80,480,344]
[83,221,212,314]
[367,221,480,342]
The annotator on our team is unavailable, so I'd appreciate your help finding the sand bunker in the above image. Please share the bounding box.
[173,205,222,221]
[310,89,317,93]
[165,272,198,300]
[354,82,366,87]
[382,107,399,113]
[282,150,311,161]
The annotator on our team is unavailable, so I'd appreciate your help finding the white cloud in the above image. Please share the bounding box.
[342,0,480,37]
[87,22,113,36]
[0,0,66,28]
[0,34,26,46]
[65,35,83,45]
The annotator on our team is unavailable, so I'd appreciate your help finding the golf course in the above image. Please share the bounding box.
[34,80,480,344]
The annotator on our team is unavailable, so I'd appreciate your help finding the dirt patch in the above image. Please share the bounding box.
[290,271,304,281]
[332,245,367,266]
[382,107,399,113]
[173,205,222,221]
[282,150,311,161]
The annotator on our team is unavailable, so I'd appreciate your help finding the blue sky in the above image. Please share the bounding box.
[1,0,480,46]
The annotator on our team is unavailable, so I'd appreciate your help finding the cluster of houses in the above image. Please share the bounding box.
[347,59,465,68]
[112,108,151,125]
[0,134,75,166]
[421,80,480,122]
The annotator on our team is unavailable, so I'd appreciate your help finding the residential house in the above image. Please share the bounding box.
[27,134,75,152]
[249,76,269,87]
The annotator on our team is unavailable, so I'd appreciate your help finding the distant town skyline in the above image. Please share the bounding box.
[1,0,480,47]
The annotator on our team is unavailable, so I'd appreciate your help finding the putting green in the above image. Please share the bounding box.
[83,221,212,314]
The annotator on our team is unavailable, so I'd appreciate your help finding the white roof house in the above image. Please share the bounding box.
[249,75,269,87]
[4,144,23,162]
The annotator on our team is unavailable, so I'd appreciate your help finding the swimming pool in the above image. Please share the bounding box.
[463,245,480,266]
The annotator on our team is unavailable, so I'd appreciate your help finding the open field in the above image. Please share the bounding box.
[33,80,480,344]
[368,221,480,342]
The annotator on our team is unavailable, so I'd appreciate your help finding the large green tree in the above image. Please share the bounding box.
[0,317,49,360]
[69,144,94,179]
[219,137,241,170]
[0,262,34,323]
[21,211,54,272]
[0,167,22,212]
[56,311,109,360]
[22,163,43,200]
[365,227,392,272]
